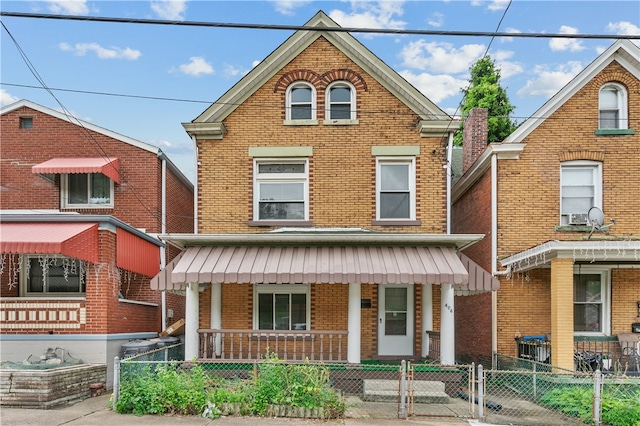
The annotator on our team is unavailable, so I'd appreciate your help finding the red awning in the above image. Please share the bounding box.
[0,223,99,263]
[32,157,120,184]
[116,228,160,277]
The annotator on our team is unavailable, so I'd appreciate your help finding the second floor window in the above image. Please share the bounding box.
[560,161,602,226]
[286,83,315,120]
[326,82,355,120]
[599,83,627,130]
[254,160,308,221]
[62,173,114,208]
[376,158,415,220]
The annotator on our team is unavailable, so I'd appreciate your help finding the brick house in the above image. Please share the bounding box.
[0,100,194,385]
[452,40,640,371]
[152,11,497,364]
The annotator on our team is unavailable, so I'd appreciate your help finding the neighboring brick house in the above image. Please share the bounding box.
[0,100,194,385]
[151,11,497,364]
[452,40,640,371]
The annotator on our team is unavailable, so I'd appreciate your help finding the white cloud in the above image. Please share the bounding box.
[0,89,20,107]
[150,1,187,20]
[177,56,214,76]
[491,50,523,79]
[500,27,521,43]
[329,1,407,35]
[427,12,444,28]
[516,61,583,98]
[549,25,585,52]
[223,64,243,78]
[271,0,312,16]
[487,0,510,11]
[44,0,88,15]
[58,42,141,60]
[399,70,467,103]
[607,21,640,35]
[399,40,485,74]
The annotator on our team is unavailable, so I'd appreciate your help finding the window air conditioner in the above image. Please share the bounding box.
[568,213,589,225]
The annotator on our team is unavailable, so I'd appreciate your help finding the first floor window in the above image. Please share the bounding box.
[574,268,610,335]
[24,256,86,295]
[376,157,415,220]
[255,284,309,330]
[254,160,308,221]
[62,173,114,208]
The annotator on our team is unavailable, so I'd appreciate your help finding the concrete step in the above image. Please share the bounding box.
[362,379,450,403]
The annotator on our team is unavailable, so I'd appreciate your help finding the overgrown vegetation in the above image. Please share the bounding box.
[114,353,345,419]
[540,385,640,426]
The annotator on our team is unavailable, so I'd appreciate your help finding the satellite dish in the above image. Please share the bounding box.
[588,207,605,227]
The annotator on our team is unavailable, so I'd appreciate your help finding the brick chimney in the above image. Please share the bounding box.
[462,108,488,175]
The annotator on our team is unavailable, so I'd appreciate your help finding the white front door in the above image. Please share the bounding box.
[378,284,414,356]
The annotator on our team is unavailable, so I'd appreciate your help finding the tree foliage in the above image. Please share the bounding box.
[454,56,517,146]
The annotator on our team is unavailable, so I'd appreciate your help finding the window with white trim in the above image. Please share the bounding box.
[22,255,86,296]
[376,157,416,220]
[254,159,308,221]
[599,83,627,130]
[560,161,602,226]
[574,268,610,335]
[286,82,316,121]
[254,284,309,330]
[61,173,114,208]
[326,82,355,120]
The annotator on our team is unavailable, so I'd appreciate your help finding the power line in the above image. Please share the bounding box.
[1,11,639,40]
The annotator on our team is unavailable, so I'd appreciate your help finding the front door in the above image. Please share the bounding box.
[378,284,414,356]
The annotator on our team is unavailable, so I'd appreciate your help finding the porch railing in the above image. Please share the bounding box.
[198,329,348,362]
[425,331,440,361]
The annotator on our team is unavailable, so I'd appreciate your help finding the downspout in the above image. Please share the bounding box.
[491,153,498,366]
[191,135,198,234]
[161,157,167,331]
[446,133,454,235]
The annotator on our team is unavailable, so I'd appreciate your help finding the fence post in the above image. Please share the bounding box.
[470,362,476,418]
[399,360,407,419]
[113,356,120,406]
[593,369,602,426]
[477,364,484,422]
[532,361,537,399]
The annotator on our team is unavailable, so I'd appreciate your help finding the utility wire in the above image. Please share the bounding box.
[1,11,638,39]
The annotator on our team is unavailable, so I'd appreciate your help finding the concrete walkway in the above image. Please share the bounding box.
[0,393,475,426]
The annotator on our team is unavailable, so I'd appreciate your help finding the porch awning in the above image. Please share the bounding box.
[0,222,99,263]
[151,245,474,290]
[32,157,120,184]
[456,252,500,295]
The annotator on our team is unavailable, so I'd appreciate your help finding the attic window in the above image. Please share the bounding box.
[20,117,33,129]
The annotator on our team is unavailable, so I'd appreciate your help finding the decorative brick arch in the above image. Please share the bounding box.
[559,151,605,162]
[274,69,323,93]
[321,69,368,92]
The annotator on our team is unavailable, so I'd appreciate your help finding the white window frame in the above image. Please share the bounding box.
[325,81,356,121]
[253,158,309,222]
[61,173,114,209]
[285,82,316,122]
[573,266,611,336]
[559,161,602,226]
[253,284,310,331]
[376,157,416,221]
[21,255,86,297]
[599,83,628,130]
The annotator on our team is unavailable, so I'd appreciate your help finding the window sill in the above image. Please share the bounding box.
[12,295,86,300]
[250,333,312,341]
[372,220,422,227]
[118,298,158,307]
[594,129,635,136]
[555,225,594,232]
[323,119,359,126]
[283,119,318,126]
[248,220,313,227]
[62,205,114,209]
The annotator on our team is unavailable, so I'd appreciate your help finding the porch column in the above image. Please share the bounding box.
[185,282,199,360]
[348,283,361,364]
[421,284,433,357]
[440,283,455,365]
[210,283,222,356]
[550,258,574,370]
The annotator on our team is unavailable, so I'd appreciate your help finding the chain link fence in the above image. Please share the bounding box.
[113,345,474,420]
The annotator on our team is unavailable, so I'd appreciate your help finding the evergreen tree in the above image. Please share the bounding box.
[454,56,517,146]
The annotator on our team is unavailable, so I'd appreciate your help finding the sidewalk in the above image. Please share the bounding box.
[0,393,474,426]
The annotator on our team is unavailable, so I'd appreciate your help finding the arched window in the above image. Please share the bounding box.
[326,82,356,120]
[599,83,627,130]
[286,82,315,121]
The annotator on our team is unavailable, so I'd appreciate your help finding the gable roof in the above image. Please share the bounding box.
[184,10,452,128]
[504,39,640,143]
[1,99,193,189]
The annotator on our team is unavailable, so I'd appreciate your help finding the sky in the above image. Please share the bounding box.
[1,1,639,183]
